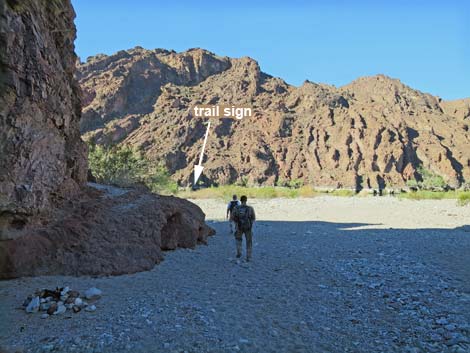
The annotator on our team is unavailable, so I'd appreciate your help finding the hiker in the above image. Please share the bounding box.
[232,195,256,261]
[226,195,241,234]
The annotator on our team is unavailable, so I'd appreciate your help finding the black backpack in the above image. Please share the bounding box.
[228,200,238,212]
[236,205,252,231]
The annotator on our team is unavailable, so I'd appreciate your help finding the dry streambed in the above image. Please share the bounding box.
[0,197,469,353]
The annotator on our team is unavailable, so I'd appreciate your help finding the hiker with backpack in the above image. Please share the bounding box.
[226,195,241,234]
[232,195,256,261]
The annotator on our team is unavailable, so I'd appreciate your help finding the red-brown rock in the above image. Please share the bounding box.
[78,48,470,189]
[0,185,214,279]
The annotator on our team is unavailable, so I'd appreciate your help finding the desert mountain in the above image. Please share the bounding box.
[78,47,470,189]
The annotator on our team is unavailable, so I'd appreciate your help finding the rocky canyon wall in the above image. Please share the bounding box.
[0,0,87,239]
[0,1,214,279]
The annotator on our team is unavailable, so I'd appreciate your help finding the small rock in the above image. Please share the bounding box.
[40,302,52,311]
[239,338,249,344]
[40,313,49,319]
[26,296,40,313]
[67,290,80,298]
[84,287,102,300]
[436,318,448,325]
[53,304,67,315]
[74,297,83,307]
[41,344,54,352]
[85,304,96,312]
[47,303,58,315]
[72,306,81,313]
[163,342,170,349]
[444,324,457,331]
[22,296,33,307]
[60,286,70,296]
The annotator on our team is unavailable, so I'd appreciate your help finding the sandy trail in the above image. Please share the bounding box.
[1,197,469,353]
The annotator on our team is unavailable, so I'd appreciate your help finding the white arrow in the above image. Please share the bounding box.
[194,121,211,185]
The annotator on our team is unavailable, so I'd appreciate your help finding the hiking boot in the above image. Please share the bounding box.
[236,253,241,258]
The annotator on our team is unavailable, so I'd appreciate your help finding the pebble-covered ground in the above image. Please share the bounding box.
[1,197,469,353]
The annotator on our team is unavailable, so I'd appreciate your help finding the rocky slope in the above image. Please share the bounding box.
[78,47,470,189]
[0,1,213,278]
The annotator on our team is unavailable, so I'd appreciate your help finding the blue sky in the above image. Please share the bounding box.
[72,0,469,100]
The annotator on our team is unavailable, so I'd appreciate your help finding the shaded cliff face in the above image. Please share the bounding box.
[79,48,470,189]
[0,0,87,237]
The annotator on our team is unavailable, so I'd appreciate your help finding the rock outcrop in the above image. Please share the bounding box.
[0,1,214,279]
[0,184,214,279]
[79,48,470,189]
[0,0,87,238]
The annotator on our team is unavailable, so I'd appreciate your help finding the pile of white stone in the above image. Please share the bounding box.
[23,286,102,319]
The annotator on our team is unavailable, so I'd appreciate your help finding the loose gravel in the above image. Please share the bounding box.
[0,197,469,353]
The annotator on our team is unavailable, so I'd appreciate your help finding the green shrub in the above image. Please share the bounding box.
[406,179,419,189]
[87,143,177,194]
[457,192,470,206]
[146,165,178,194]
[330,189,356,197]
[407,165,449,191]
[88,144,144,186]
[287,179,304,189]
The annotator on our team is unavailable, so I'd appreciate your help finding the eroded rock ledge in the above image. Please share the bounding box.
[0,185,214,279]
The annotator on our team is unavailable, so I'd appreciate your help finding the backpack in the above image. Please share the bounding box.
[228,200,238,212]
[235,205,252,231]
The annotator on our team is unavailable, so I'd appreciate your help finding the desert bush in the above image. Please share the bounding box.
[180,185,318,199]
[330,189,356,197]
[87,143,177,194]
[407,166,449,191]
[287,179,304,189]
[457,192,470,206]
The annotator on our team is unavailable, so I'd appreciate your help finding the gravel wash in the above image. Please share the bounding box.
[1,197,469,353]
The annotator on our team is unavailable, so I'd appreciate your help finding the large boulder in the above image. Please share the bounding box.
[0,185,215,279]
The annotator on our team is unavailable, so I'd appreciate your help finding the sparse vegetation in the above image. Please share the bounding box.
[276,178,304,189]
[87,143,177,194]
[87,144,469,202]
[457,192,470,206]
[178,185,317,200]
[329,189,356,197]
[406,166,449,191]
[398,190,470,203]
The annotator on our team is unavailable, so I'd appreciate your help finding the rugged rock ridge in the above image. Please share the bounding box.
[79,48,470,189]
[78,47,231,132]
[0,0,87,238]
[0,1,214,278]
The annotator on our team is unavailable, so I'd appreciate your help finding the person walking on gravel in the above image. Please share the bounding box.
[226,194,241,234]
[232,195,256,261]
